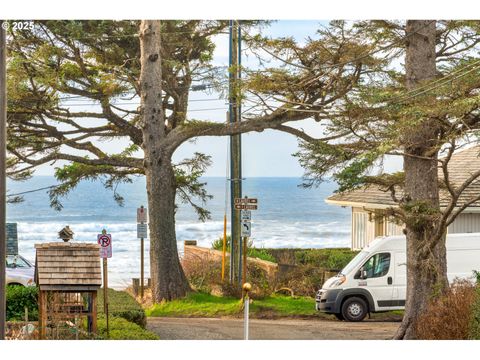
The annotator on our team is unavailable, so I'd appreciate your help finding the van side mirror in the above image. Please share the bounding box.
[360,267,367,279]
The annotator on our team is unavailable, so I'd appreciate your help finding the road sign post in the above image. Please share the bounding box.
[235,197,257,287]
[137,206,148,299]
[97,229,112,337]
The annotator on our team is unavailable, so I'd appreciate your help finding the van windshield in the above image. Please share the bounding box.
[340,250,370,276]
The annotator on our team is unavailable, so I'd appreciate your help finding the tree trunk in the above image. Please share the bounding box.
[394,20,448,340]
[139,20,190,302]
[145,156,190,301]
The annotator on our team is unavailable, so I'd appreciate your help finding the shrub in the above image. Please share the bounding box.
[275,264,327,297]
[182,254,274,298]
[97,288,147,328]
[182,254,223,294]
[211,236,277,263]
[6,285,39,321]
[294,248,358,269]
[97,316,159,340]
[416,280,476,340]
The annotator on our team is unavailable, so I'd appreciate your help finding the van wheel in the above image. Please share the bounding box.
[341,297,368,322]
[334,313,344,321]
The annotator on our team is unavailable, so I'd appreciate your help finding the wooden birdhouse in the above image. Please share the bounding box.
[35,242,102,339]
[58,226,74,242]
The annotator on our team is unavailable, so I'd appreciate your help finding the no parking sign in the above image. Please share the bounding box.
[97,231,112,258]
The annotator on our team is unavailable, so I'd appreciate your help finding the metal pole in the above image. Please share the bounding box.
[243,283,251,340]
[0,22,6,341]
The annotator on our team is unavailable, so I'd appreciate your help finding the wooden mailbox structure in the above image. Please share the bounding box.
[35,242,101,339]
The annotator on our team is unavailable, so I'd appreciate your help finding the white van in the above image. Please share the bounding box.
[315,233,480,321]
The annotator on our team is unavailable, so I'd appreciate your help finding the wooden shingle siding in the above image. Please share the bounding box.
[35,242,102,288]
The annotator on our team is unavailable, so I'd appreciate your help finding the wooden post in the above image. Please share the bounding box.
[132,278,140,296]
[0,23,6,341]
[103,258,109,337]
[91,291,97,335]
[242,237,247,285]
[39,291,47,340]
[140,236,144,299]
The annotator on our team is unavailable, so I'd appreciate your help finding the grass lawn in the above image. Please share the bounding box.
[146,292,329,319]
[146,292,404,321]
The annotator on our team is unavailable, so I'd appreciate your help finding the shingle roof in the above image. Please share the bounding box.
[35,242,102,290]
[327,146,480,209]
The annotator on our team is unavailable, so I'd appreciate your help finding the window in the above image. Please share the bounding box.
[6,255,31,269]
[357,252,391,279]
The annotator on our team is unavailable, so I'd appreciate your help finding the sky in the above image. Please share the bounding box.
[32,20,403,178]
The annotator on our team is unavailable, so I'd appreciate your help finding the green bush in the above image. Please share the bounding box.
[294,248,358,269]
[211,236,276,263]
[97,289,147,328]
[97,316,159,340]
[6,285,39,321]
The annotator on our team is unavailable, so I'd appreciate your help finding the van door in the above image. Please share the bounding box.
[393,251,407,308]
[355,252,395,311]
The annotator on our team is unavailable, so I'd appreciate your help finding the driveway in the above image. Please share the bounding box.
[147,317,399,340]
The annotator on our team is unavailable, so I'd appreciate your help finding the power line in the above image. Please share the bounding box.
[243,20,436,73]
[7,184,59,197]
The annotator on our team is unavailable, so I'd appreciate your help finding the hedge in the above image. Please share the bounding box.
[97,288,147,328]
[96,316,159,340]
[6,285,39,321]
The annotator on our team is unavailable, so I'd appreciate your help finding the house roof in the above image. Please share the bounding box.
[34,242,102,290]
[327,145,480,210]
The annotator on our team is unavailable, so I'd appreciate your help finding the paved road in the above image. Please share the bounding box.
[147,317,399,340]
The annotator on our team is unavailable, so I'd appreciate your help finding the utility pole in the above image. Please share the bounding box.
[229,20,242,284]
[0,22,7,340]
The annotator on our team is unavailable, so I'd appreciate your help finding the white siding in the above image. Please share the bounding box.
[448,213,480,233]
[386,217,404,236]
[351,209,404,250]
[352,209,368,250]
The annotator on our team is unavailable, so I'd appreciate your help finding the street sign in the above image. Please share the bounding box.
[137,223,148,238]
[241,221,251,237]
[97,233,112,258]
[241,210,251,221]
[234,204,258,210]
[235,198,258,204]
[137,206,148,223]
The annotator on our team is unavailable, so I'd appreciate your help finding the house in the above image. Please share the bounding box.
[326,146,480,250]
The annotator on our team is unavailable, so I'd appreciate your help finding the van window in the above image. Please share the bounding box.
[361,252,391,278]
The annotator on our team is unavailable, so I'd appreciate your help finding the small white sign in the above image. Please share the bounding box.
[97,233,112,258]
[137,223,148,238]
[241,210,251,221]
[241,221,251,237]
[137,207,148,223]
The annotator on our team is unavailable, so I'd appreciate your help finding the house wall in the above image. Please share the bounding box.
[350,208,480,250]
[351,207,403,250]
[448,212,480,233]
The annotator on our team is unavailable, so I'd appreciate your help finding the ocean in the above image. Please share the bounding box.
[6,176,351,288]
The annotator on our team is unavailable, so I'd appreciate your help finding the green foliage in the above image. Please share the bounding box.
[294,248,358,269]
[248,248,276,263]
[6,285,39,321]
[469,286,480,339]
[211,236,276,263]
[146,292,243,317]
[97,316,159,340]
[97,288,147,328]
[402,200,441,233]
